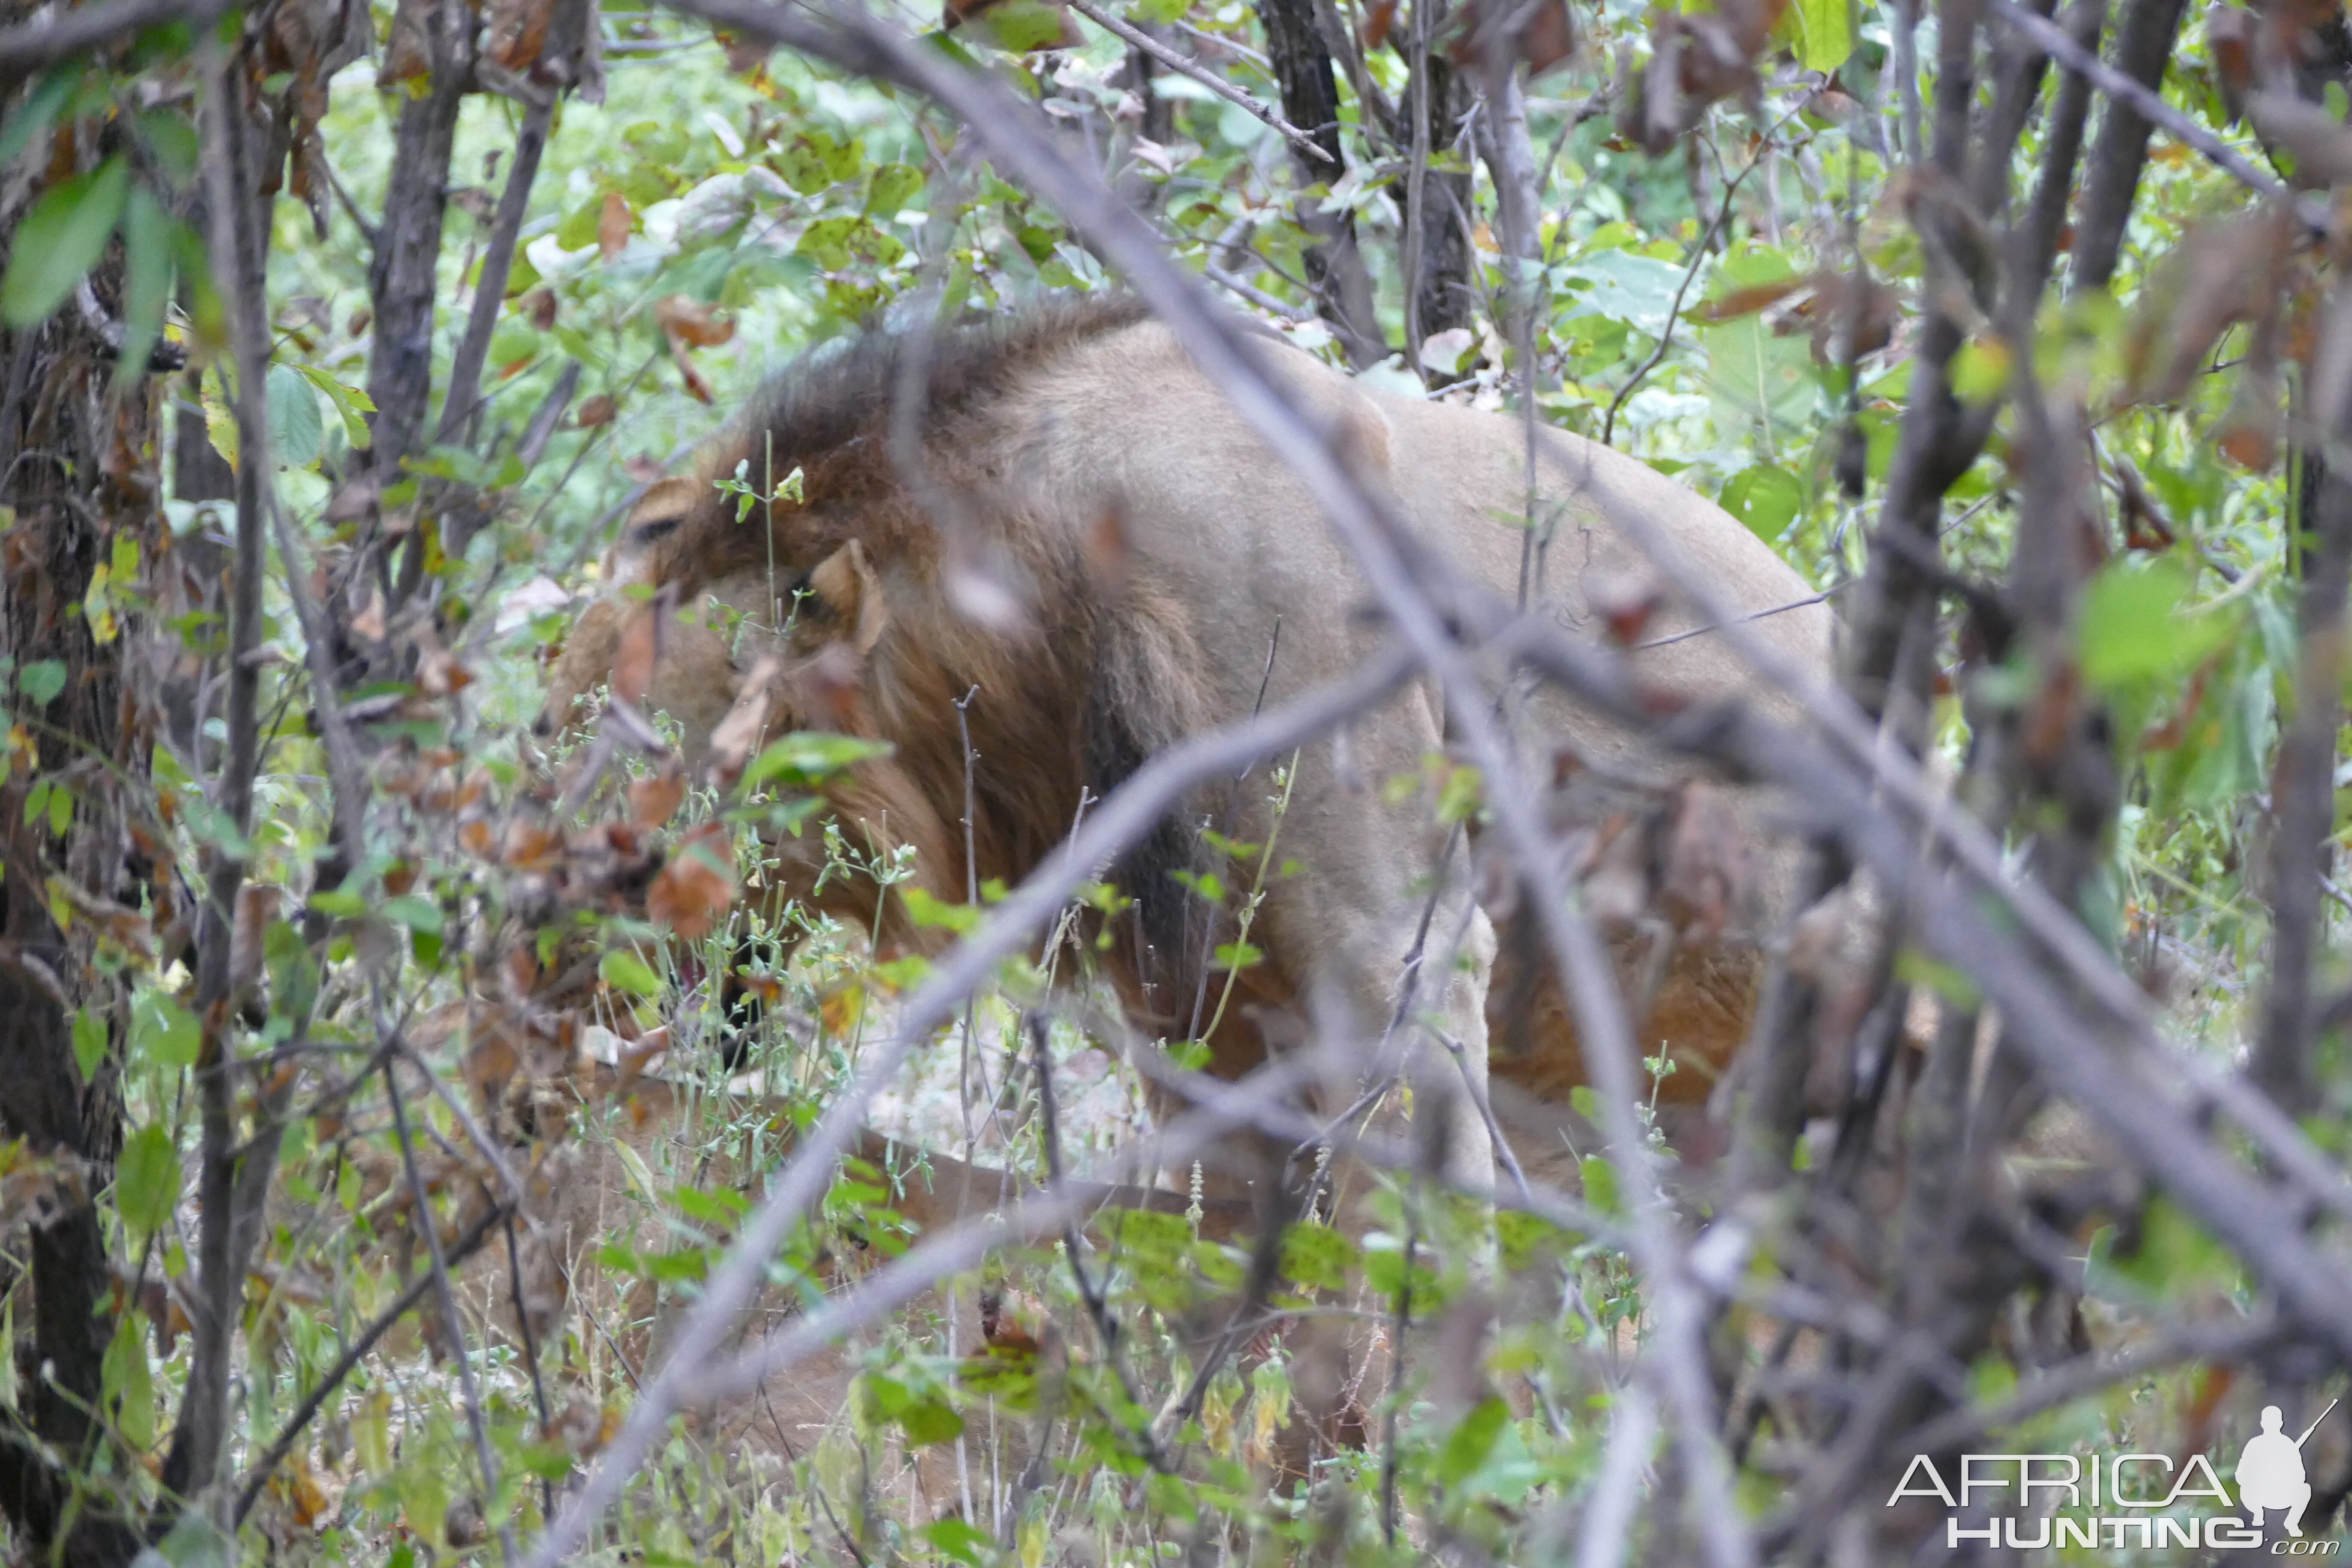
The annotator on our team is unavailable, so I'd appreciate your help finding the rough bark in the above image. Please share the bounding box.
[2067,0,2189,293]
[364,0,472,481]
[1253,0,1384,364]
[1403,0,1473,369]
[0,129,160,1568]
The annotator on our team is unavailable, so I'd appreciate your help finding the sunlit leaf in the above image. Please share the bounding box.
[1720,463,1805,539]
[601,949,662,996]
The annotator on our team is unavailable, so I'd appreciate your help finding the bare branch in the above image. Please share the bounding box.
[1068,0,1335,164]
[0,0,225,89]
[437,94,558,450]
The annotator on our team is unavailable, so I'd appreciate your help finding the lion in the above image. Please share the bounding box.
[537,296,1834,1196]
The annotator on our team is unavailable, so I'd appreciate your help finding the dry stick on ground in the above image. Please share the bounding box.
[232,1204,512,1527]
[518,642,1420,1568]
[1066,0,1334,165]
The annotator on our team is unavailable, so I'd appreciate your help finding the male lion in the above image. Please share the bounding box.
[540,296,1832,1192]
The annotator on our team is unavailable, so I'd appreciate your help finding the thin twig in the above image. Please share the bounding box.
[1986,0,2319,229]
[233,1201,510,1526]
[438,93,558,448]
[1601,105,1804,448]
[0,0,227,87]
[383,1054,515,1566]
[520,642,1421,1568]
[1066,0,1336,164]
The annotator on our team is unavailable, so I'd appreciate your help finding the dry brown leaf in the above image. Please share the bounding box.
[484,0,557,71]
[1360,0,1399,49]
[381,0,433,82]
[667,333,714,404]
[523,287,558,330]
[653,294,735,348]
[1697,275,1807,323]
[575,393,616,429]
[629,763,686,829]
[648,822,735,940]
[706,655,782,787]
[1793,271,1897,364]
[2209,3,2254,121]
[612,605,658,706]
[597,192,632,260]
[2128,210,2288,401]
[1447,0,1575,76]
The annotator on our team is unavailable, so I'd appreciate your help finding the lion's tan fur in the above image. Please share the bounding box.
[540,300,1834,1192]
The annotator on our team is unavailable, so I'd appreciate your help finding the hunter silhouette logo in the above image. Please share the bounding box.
[2238,1401,2337,1537]
[1889,1400,2343,1552]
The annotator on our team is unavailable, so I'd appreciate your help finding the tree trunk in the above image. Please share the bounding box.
[1254,0,1386,365]
[0,156,161,1568]
[1402,0,1472,375]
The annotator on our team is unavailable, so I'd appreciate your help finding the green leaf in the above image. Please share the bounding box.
[18,658,64,705]
[132,992,201,1069]
[116,1122,179,1239]
[1280,1222,1360,1292]
[102,1309,156,1448]
[1948,336,2012,405]
[774,131,864,194]
[1561,248,1687,337]
[0,156,129,328]
[900,885,981,932]
[1720,463,1805,540]
[741,732,892,792]
[897,1396,965,1446]
[115,185,172,383]
[1435,1396,1510,1486]
[134,110,199,184]
[201,365,238,471]
[265,363,325,469]
[925,1518,994,1566]
[2078,554,2233,692]
[0,68,75,171]
[380,894,443,934]
[149,1511,233,1568]
[264,919,320,1023]
[297,363,375,450]
[1578,1154,1620,1216]
[308,888,365,918]
[864,162,924,217]
[72,1008,106,1081]
[1792,0,1853,72]
[1129,0,1188,21]
[601,949,662,996]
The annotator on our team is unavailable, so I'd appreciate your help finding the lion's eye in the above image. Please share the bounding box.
[630,517,682,545]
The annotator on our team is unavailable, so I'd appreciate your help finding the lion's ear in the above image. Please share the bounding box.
[806,539,890,655]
